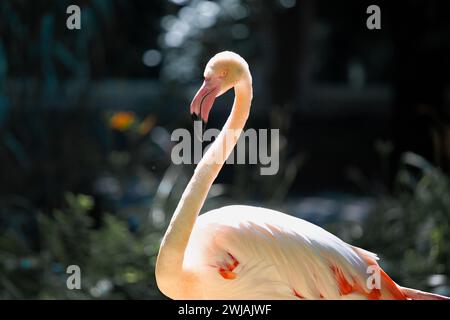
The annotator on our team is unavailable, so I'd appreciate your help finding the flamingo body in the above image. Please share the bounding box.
[184,205,403,300]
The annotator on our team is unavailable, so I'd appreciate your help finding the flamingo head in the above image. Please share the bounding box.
[190,51,249,124]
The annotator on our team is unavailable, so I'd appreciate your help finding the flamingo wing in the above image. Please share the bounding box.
[183,205,405,300]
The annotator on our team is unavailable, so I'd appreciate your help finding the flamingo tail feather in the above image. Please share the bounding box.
[399,287,450,300]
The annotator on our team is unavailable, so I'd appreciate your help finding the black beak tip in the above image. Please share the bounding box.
[191,113,207,128]
[191,113,199,122]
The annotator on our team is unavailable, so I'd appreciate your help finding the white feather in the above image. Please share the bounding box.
[183,205,380,299]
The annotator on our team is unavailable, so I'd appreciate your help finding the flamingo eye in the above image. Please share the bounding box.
[220,70,228,78]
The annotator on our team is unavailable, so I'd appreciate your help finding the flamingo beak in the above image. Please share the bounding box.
[190,78,221,142]
[190,78,221,125]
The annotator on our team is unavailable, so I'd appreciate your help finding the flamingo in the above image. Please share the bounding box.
[155,51,449,300]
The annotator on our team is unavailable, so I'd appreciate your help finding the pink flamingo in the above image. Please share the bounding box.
[155,51,449,300]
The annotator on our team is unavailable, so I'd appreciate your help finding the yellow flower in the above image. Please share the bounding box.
[110,111,136,131]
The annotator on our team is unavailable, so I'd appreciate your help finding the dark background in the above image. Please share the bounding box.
[0,0,449,299]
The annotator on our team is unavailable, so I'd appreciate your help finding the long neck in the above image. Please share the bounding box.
[156,74,252,297]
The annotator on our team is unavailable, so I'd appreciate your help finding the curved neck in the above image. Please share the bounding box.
[156,73,252,297]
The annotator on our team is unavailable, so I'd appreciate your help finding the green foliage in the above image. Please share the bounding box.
[358,152,450,292]
[0,193,164,299]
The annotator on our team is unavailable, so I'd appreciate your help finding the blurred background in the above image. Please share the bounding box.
[1,0,450,299]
